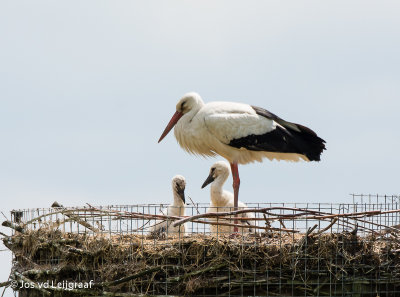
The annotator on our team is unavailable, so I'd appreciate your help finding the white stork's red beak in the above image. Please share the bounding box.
[158,111,183,143]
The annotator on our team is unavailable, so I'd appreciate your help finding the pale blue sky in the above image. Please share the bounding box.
[0,0,399,289]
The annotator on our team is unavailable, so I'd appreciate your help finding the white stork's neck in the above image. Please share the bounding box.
[172,189,185,217]
[210,171,230,206]
[173,98,206,154]
[172,191,184,207]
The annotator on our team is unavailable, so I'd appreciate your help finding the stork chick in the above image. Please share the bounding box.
[202,161,254,235]
[149,175,186,237]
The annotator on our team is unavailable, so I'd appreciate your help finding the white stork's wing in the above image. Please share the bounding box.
[203,103,276,144]
[203,102,326,161]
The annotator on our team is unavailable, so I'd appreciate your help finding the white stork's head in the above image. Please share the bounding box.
[172,175,186,204]
[201,161,230,189]
[158,92,204,143]
[175,92,204,114]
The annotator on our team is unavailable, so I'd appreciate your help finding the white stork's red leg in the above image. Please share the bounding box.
[230,162,240,233]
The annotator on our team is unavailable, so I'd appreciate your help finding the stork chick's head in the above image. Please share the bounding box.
[172,175,186,203]
[201,161,230,189]
[158,92,204,143]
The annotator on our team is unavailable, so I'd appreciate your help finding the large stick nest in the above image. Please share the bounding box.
[3,227,400,297]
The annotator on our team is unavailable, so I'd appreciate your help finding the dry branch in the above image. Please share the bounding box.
[312,218,338,236]
[2,221,24,233]
[167,262,227,282]
[51,201,100,233]
[99,266,163,288]
[0,281,10,288]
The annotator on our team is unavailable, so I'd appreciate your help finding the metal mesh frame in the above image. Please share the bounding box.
[7,194,400,297]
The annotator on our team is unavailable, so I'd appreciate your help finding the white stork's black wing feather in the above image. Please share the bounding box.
[228,106,326,161]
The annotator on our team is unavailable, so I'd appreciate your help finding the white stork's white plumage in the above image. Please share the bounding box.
[158,92,326,232]
[202,161,254,235]
[149,175,186,237]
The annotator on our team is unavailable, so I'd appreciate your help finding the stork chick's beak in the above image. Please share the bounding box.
[176,184,185,203]
[158,111,183,143]
[201,172,215,189]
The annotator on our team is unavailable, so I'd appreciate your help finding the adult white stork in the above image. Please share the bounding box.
[158,92,326,232]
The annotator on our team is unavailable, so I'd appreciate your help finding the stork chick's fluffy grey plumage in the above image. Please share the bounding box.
[149,175,186,237]
[202,161,254,235]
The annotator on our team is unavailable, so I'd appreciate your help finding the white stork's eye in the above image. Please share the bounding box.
[210,167,216,176]
[178,101,187,113]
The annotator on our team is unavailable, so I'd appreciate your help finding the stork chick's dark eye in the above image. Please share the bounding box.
[180,101,186,110]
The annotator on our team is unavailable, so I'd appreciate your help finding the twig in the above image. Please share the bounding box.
[201,218,298,233]
[187,195,200,215]
[278,219,293,236]
[296,224,319,250]
[98,266,162,288]
[67,246,92,256]
[312,218,338,236]
[86,206,185,223]
[1,221,24,233]
[0,212,8,221]
[0,282,9,289]
[1,286,7,297]
[379,223,400,235]
[171,207,321,227]
[167,263,227,282]
[24,209,74,226]
[0,232,9,238]
[306,224,318,235]
[51,201,100,233]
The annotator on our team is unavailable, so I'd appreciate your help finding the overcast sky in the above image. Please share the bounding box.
[0,0,399,291]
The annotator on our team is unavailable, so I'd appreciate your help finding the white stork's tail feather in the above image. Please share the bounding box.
[288,124,326,161]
